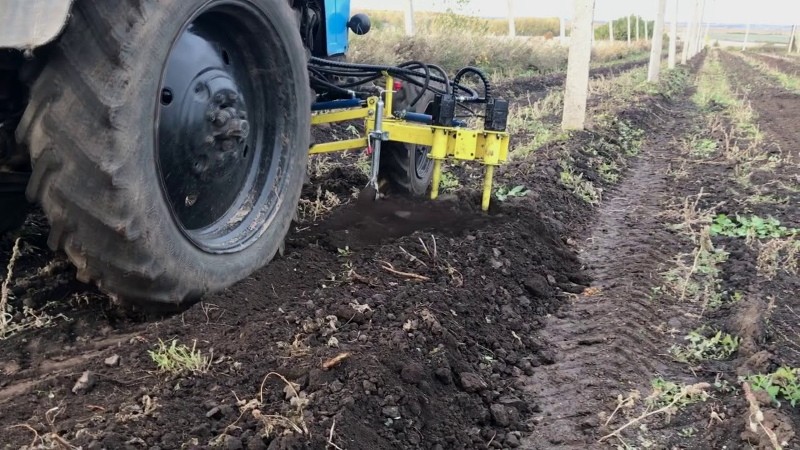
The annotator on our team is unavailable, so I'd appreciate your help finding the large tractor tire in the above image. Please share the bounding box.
[379,80,436,196]
[17,0,310,307]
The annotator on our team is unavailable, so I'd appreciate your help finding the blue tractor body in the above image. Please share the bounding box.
[324,0,351,55]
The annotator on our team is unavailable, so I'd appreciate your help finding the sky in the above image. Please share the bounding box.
[351,0,800,26]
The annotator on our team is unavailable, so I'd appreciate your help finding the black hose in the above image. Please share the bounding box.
[452,66,492,103]
[308,57,478,98]
[397,60,430,108]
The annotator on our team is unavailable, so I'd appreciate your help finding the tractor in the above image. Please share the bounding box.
[0,0,509,309]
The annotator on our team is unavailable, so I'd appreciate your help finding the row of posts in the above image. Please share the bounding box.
[563,0,709,130]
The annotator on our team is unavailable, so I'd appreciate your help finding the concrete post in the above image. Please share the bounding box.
[507,0,516,37]
[609,20,615,41]
[562,0,596,131]
[681,0,699,63]
[668,0,678,69]
[648,0,668,82]
[645,18,650,40]
[789,25,797,54]
[404,0,415,36]
[742,23,750,51]
[627,15,632,45]
[693,0,706,55]
[636,15,640,40]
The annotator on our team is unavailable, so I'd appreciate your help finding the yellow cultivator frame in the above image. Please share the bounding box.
[309,77,510,211]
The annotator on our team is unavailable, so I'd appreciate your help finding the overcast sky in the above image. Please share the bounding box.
[352,0,800,26]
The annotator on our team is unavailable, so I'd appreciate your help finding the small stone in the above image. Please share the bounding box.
[458,372,488,393]
[205,407,222,419]
[400,363,425,385]
[523,274,552,298]
[221,434,243,450]
[505,433,521,448]
[516,296,531,307]
[435,368,452,385]
[382,406,401,419]
[490,404,519,427]
[72,371,95,395]
[546,274,557,285]
[330,380,344,393]
[104,354,120,367]
[363,380,377,393]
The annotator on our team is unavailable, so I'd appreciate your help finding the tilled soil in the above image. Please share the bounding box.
[1,52,799,450]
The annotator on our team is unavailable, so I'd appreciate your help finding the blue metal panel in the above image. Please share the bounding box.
[324,0,350,55]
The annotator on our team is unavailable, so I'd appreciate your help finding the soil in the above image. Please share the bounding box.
[1,51,799,450]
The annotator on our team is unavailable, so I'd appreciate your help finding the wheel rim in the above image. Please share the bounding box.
[415,145,433,180]
[155,2,292,254]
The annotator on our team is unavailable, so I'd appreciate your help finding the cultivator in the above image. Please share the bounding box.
[309,59,511,211]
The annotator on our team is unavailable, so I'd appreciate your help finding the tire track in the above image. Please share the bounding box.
[519,98,699,448]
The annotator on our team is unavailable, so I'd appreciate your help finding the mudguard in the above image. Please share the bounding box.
[0,0,74,49]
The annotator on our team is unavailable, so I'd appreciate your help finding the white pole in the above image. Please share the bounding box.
[562,0,597,131]
[609,20,615,41]
[742,23,750,51]
[648,0,668,82]
[636,15,640,40]
[682,0,699,63]
[560,17,567,42]
[668,0,678,69]
[404,0,415,36]
[693,0,706,55]
[507,0,517,37]
[645,18,650,40]
[628,15,632,45]
[790,25,797,54]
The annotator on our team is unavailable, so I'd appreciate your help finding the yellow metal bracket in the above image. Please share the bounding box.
[309,77,509,211]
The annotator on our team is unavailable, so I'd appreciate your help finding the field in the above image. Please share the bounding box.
[2,30,800,450]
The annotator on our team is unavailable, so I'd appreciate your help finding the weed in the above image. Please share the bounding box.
[148,339,211,375]
[598,161,620,183]
[678,427,697,438]
[559,162,602,205]
[297,187,341,223]
[669,328,739,363]
[495,185,529,201]
[662,231,729,309]
[743,367,800,407]
[689,136,718,158]
[440,170,460,192]
[336,246,352,258]
[648,378,710,408]
[757,237,800,280]
[710,214,797,240]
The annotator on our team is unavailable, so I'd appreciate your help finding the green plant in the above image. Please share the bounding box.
[598,161,620,183]
[440,170,461,192]
[616,120,645,156]
[678,427,697,438]
[559,164,601,205]
[148,339,210,375]
[690,137,718,158]
[743,367,800,407]
[669,329,739,363]
[337,246,352,257]
[710,214,797,240]
[495,185,530,201]
[648,378,709,408]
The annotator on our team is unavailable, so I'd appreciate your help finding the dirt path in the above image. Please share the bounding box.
[518,92,698,448]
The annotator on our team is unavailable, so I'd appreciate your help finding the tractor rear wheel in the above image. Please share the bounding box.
[379,81,436,196]
[18,0,309,307]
